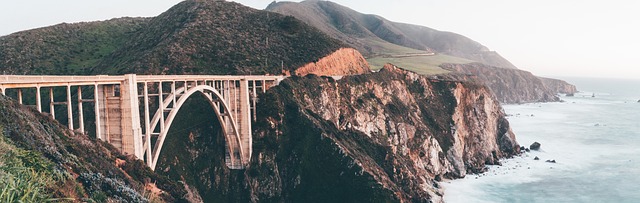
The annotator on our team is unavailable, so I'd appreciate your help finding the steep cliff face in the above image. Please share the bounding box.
[440,63,560,103]
[153,64,520,202]
[224,64,516,202]
[294,48,371,76]
[539,77,578,95]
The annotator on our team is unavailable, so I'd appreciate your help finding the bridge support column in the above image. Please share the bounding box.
[95,76,143,159]
[94,84,102,140]
[36,86,41,112]
[121,74,144,159]
[238,79,252,165]
[17,89,22,104]
[66,86,74,131]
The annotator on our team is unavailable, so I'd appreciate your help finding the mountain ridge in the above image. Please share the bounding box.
[266,0,518,69]
[0,0,357,76]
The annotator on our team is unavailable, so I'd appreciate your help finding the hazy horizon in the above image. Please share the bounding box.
[1,0,638,79]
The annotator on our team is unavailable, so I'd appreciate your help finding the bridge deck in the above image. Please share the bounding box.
[0,75,285,88]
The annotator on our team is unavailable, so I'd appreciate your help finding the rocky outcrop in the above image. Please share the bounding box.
[240,64,520,202]
[294,48,371,76]
[539,77,578,95]
[153,64,520,202]
[440,63,560,103]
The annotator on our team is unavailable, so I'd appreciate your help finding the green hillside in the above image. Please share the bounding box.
[0,0,348,76]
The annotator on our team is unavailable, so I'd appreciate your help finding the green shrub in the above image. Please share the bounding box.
[0,131,59,202]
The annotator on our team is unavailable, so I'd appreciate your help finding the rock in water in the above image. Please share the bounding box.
[530,142,541,150]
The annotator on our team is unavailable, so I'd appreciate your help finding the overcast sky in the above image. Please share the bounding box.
[1,0,638,79]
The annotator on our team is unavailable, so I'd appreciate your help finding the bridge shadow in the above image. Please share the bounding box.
[154,92,249,202]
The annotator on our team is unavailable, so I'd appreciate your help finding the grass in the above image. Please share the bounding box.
[363,38,429,56]
[359,37,475,75]
[367,54,474,75]
[0,129,59,202]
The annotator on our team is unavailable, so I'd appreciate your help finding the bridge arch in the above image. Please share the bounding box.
[1,75,284,170]
[149,85,245,170]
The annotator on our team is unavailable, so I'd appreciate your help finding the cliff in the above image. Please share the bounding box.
[539,77,578,95]
[294,48,371,76]
[249,64,520,202]
[0,95,187,202]
[440,63,560,103]
[155,64,520,202]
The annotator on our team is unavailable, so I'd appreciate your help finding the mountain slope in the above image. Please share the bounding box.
[266,0,517,69]
[440,63,560,103]
[266,0,577,102]
[0,0,364,76]
[0,18,148,75]
[93,0,351,75]
[0,95,187,202]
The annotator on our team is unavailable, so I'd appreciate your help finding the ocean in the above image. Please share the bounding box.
[443,77,640,203]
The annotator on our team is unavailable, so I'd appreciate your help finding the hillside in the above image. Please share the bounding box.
[0,95,188,202]
[0,18,148,75]
[266,0,517,69]
[266,0,578,102]
[0,0,359,76]
[439,63,560,103]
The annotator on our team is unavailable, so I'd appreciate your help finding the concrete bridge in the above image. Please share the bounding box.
[0,74,285,170]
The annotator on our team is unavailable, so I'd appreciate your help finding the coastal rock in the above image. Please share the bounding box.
[546,160,556,163]
[530,142,541,150]
[244,64,521,202]
[534,156,540,160]
[538,77,578,95]
[440,63,562,103]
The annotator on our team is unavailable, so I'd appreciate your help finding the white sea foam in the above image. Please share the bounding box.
[442,78,640,202]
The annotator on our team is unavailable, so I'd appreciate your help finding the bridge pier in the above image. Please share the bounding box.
[94,75,144,159]
[238,79,252,165]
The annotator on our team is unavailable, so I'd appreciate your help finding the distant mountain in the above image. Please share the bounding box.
[266,0,517,69]
[267,0,578,102]
[0,0,355,75]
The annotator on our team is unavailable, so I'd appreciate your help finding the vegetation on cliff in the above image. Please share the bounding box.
[0,95,187,202]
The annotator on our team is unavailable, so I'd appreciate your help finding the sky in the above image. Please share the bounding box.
[1,0,639,79]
